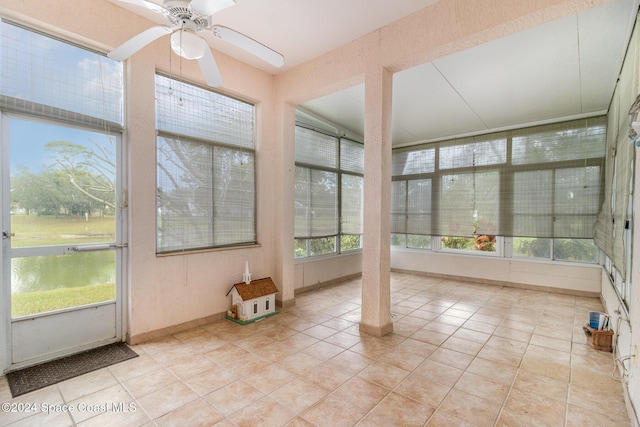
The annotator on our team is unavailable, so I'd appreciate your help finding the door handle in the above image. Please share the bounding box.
[2,231,15,239]
[68,243,128,252]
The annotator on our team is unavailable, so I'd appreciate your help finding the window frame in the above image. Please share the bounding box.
[391,117,606,265]
[155,74,257,254]
[294,123,364,260]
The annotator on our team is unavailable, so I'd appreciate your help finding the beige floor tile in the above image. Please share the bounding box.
[426,410,476,426]
[3,410,74,427]
[530,334,572,352]
[428,347,474,370]
[492,325,532,342]
[58,368,119,402]
[438,389,501,427]
[204,380,264,416]
[0,385,64,426]
[396,338,438,358]
[357,361,409,389]
[278,333,320,350]
[268,377,328,413]
[228,352,272,378]
[276,352,324,376]
[301,394,366,427]
[302,363,353,391]
[503,388,566,427]
[461,319,497,334]
[135,381,198,420]
[331,377,389,412]
[108,354,161,382]
[395,372,451,407]
[154,398,223,427]
[566,403,632,427]
[0,273,632,427]
[301,341,344,361]
[467,355,518,385]
[413,360,463,387]
[452,327,491,344]
[165,353,216,381]
[323,350,373,374]
[441,336,483,356]
[570,366,623,392]
[68,383,134,424]
[322,331,361,349]
[121,368,178,399]
[410,329,450,346]
[285,416,317,427]
[230,396,297,427]
[363,392,434,426]
[512,370,567,402]
[454,371,510,405]
[184,364,241,396]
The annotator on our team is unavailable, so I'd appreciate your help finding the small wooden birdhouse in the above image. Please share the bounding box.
[226,277,278,324]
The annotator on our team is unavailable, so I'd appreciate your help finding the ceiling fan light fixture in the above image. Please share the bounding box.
[170,29,206,60]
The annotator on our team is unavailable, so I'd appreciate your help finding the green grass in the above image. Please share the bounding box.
[10,214,115,247]
[12,283,115,318]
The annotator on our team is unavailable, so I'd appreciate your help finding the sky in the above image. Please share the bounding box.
[9,118,115,175]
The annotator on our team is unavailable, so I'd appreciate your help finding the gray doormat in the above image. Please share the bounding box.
[6,342,138,397]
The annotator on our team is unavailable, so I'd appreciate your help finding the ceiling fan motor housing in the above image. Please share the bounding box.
[164,0,209,30]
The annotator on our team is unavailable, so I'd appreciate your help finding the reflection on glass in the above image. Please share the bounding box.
[10,119,116,248]
[11,252,116,318]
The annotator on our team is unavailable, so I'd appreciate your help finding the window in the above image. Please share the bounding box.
[253,301,258,314]
[155,75,256,253]
[392,117,606,263]
[265,297,270,311]
[294,125,363,259]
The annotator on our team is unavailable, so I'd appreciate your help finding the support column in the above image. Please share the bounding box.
[359,66,393,337]
[274,101,297,308]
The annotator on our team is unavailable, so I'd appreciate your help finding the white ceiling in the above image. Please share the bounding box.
[300,0,639,145]
[111,0,639,146]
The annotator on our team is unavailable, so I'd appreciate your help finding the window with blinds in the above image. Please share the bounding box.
[156,74,255,253]
[0,20,123,129]
[294,124,364,258]
[392,117,607,259]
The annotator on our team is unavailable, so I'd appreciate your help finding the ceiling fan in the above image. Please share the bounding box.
[108,0,284,87]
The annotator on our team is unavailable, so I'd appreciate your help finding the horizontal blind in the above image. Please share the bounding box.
[0,20,123,128]
[393,148,435,176]
[294,166,338,238]
[157,136,214,252]
[391,181,407,233]
[407,179,431,234]
[155,75,255,253]
[156,74,254,148]
[341,174,363,234]
[340,139,364,174]
[391,117,606,238]
[295,126,338,168]
[594,14,639,279]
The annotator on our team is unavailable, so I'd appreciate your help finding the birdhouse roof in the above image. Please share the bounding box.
[226,277,278,301]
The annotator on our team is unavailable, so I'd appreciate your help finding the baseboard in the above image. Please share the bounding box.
[127,312,225,345]
[390,268,600,298]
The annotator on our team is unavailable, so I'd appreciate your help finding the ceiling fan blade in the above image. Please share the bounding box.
[115,0,169,16]
[212,25,284,68]
[108,26,174,60]
[190,0,236,16]
[198,46,224,87]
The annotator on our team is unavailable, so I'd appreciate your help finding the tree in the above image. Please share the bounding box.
[45,140,116,213]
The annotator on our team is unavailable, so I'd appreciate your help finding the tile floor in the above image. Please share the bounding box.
[0,272,633,426]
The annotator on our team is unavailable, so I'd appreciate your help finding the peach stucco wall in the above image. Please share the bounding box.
[0,0,617,340]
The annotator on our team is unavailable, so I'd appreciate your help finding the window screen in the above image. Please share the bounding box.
[0,20,123,128]
[156,75,255,253]
[391,117,606,239]
[294,124,364,257]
